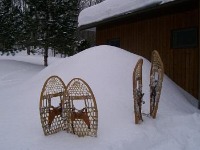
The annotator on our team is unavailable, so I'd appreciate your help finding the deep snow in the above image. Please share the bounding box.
[0,45,200,150]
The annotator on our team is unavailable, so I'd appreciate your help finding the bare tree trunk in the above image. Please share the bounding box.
[44,46,48,66]
[53,48,56,57]
[27,46,30,55]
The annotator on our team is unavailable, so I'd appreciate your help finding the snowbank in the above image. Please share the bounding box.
[0,45,199,150]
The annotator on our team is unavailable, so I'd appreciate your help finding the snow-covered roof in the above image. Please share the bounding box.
[78,0,177,29]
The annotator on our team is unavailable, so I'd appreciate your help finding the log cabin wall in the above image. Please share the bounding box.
[96,5,199,99]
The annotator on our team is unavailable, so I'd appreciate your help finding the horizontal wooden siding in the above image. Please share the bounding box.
[96,8,199,99]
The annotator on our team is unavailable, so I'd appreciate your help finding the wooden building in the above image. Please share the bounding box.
[79,0,200,103]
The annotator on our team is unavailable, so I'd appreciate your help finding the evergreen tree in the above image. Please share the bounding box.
[25,0,79,66]
[75,39,90,53]
[0,0,23,55]
[0,0,14,54]
[52,0,79,57]
[20,0,38,55]
[0,0,79,63]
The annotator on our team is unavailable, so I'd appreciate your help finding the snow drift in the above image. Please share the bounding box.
[0,45,200,150]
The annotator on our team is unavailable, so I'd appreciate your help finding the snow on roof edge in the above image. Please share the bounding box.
[78,1,161,30]
[78,0,176,29]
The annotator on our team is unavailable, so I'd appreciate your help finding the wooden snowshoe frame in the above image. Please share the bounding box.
[150,50,164,119]
[40,77,98,137]
[133,59,144,124]
[65,78,98,137]
[39,76,66,136]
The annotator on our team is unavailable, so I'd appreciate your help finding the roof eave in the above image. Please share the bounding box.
[78,0,194,30]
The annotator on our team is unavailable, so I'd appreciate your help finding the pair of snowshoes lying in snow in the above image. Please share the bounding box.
[39,77,98,137]
[133,50,164,124]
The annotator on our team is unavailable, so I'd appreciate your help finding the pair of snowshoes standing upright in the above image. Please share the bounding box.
[133,50,164,124]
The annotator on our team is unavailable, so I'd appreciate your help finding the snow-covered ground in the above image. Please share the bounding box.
[0,45,200,150]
